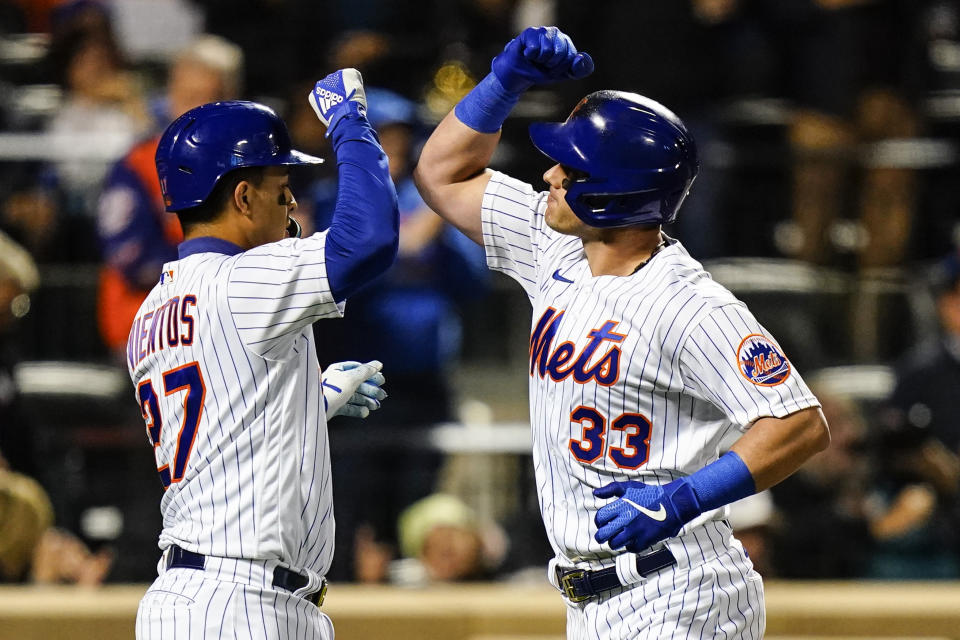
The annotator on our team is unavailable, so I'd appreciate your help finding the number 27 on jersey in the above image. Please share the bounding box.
[137,362,206,488]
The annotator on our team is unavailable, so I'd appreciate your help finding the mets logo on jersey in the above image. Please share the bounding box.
[736,334,790,386]
[529,307,625,385]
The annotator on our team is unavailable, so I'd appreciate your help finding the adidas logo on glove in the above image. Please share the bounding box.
[312,86,344,113]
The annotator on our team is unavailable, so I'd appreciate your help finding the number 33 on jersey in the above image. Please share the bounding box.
[529,306,652,469]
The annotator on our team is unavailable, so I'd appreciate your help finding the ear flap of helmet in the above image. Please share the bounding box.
[564,161,698,228]
[565,183,660,228]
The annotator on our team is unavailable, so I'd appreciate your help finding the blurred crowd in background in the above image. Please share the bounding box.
[1,0,960,588]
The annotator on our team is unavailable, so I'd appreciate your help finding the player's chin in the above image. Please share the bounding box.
[545,209,579,236]
[543,205,565,232]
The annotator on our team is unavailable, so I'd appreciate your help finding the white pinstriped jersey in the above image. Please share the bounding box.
[481,171,820,564]
[127,233,344,581]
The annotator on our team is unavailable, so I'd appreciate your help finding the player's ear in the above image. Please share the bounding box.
[233,181,253,218]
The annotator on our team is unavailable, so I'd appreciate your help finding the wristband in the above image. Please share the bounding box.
[454,73,522,134]
[327,105,380,149]
[686,451,756,512]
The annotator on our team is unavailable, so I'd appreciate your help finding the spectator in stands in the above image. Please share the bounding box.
[147,34,244,131]
[0,3,134,263]
[391,493,507,586]
[0,466,54,582]
[773,376,959,579]
[0,465,113,585]
[95,35,243,355]
[889,253,960,454]
[44,0,151,218]
[305,87,487,582]
[866,405,960,578]
[864,251,960,578]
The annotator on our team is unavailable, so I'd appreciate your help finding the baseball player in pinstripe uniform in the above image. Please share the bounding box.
[129,69,397,639]
[416,27,831,639]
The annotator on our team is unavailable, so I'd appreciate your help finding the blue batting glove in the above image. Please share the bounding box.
[593,478,702,553]
[322,360,387,419]
[308,68,368,136]
[491,26,594,94]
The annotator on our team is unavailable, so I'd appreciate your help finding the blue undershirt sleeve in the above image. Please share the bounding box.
[324,114,399,301]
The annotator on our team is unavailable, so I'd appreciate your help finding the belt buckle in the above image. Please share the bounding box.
[314,578,328,607]
[559,569,591,603]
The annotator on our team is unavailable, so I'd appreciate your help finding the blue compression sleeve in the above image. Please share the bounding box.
[687,451,756,512]
[325,111,399,301]
[454,73,522,134]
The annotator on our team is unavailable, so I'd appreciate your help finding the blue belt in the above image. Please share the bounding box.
[166,545,327,607]
[555,547,677,603]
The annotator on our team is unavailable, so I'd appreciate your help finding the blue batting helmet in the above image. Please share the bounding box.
[156,101,323,212]
[529,90,699,228]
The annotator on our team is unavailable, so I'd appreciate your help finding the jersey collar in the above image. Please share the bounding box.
[178,236,245,259]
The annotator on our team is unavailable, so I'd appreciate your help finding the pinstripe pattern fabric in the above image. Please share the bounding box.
[558,522,765,639]
[136,557,333,639]
[128,232,343,639]
[564,563,764,640]
[481,171,813,638]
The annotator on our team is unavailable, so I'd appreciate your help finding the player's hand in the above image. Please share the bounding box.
[322,360,387,419]
[593,478,702,553]
[308,68,368,135]
[491,26,594,94]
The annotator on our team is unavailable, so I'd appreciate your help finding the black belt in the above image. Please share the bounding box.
[166,545,327,607]
[555,547,676,603]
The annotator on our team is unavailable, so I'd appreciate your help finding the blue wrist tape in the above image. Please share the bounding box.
[325,101,369,140]
[454,73,521,134]
[687,451,756,512]
[328,111,380,149]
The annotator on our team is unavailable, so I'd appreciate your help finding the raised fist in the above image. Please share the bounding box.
[492,26,594,94]
[308,68,368,135]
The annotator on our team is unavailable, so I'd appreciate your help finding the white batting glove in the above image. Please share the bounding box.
[322,360,387,419]
[308,68,367,135]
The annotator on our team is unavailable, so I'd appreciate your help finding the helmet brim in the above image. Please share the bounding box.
[529,122,589,172]
[281,149,324,165]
